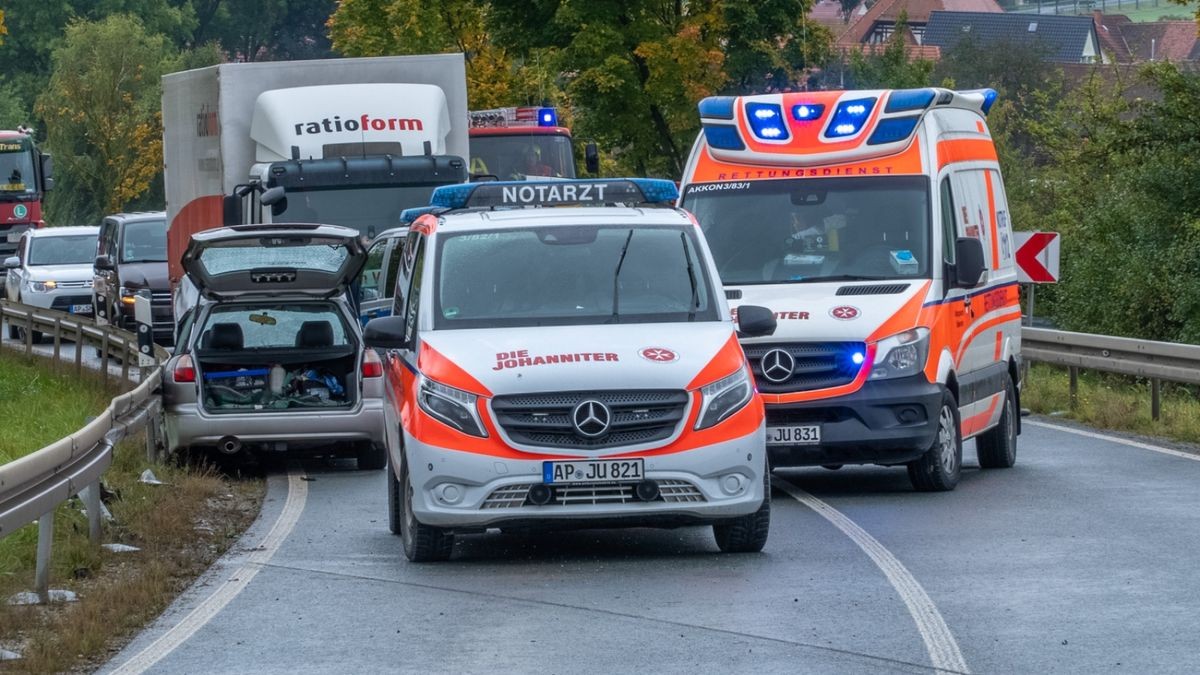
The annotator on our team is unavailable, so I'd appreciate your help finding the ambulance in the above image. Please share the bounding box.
[363,178,775,561]
[679,88,1022,491]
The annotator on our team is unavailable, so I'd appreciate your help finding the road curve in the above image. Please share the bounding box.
[95,420,1200,675]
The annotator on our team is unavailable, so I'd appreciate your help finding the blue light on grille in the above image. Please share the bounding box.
[852,351,865,365]
[703,125,745,151]
[824,97,877,139]
[792,104,825,121]
[698,96,736,120]
[537,107,558,126]
[745,102,789,141]
[867,116,921,146]
[884,89,935,113]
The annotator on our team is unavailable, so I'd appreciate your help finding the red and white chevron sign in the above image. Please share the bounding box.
[1015,232,1060,283]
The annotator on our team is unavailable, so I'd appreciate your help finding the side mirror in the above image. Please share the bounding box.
[736,304,777,338]
[261,186,285,207]
[40,153,53,191]
[954,237,987,288]
[94,254,115,271]
[584,142,600,175]
[222,194,242,226]
[363,315,409,351]
[4,256,20,270]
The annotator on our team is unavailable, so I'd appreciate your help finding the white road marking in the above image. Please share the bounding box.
[107,469,309,675]
[1025,420,1200,462]
[773,477,970,675]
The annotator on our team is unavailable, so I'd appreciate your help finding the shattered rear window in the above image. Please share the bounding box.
[198,240,349,276]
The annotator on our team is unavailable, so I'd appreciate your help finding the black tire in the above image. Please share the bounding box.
[356,442,386,471]
[387,454,403,535]
[976,378,1018,469]
[713,467,771,553]
[398,454,454,562]
[907,389,962,492]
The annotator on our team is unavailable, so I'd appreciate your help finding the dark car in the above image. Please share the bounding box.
[93,212,174,345]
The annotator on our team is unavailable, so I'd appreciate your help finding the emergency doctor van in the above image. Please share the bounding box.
[364,179,777,561]
[680,88,1022,492]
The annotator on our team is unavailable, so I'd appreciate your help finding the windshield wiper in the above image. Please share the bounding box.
[681,232,699,321]
[609,229,634,323]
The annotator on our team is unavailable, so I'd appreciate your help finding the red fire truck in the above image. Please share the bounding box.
[0,130,53,258]
[467,106,597,179]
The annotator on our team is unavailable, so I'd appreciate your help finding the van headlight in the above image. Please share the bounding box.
[418,375,488,437]
[695,364,754,430]
[28,280,56,293]
[869,328,930,380]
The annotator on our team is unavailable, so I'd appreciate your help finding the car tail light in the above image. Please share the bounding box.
[173,354,196,383]
[361,350,383,378]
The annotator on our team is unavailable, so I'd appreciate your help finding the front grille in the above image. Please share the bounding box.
[491,389,688,450]
[480,479,706,509]
[54,280,93,289]
[744,342,866,394]
[50,295,93,311]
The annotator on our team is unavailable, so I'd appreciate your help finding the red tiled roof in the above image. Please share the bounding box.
[838,0,1003,45]
[1093,12,1134,62]
[1119,21,1200,62]
[839,41,943,61]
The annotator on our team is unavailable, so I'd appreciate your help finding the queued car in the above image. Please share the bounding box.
[364,178,776,562]
[94,212,174,345]
[161,224,388,468]
[4,226,98,341]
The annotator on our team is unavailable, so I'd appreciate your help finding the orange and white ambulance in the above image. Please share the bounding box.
[679,88,1022,491]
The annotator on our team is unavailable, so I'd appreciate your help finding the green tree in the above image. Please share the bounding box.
[196,0,335,61]
[36,15,182,223]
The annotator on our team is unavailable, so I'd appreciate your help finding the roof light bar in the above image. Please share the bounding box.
[867,116,921,146]
[792,104,826,121]
[698,96,736,120]
[430,178,680,210]
[745,102,789,141]
[884,88,936,113]
[469,106,560,129]
[702,124,745,151]
[824,97,877,139]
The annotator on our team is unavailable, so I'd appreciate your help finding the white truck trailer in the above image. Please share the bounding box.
[162,54,470,288]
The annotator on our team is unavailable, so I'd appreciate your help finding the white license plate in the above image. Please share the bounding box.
[543,458,645,484]
[70,304,92,314]
[767,425,821,446]
[6,232,21,243]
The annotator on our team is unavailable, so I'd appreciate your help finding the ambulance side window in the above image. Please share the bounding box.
[403,238,426,347]
[940,177,957,264]
[988,170,1014,267]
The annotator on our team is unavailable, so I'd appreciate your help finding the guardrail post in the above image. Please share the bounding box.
[1151,378,1162,421]
[75,322,84,374]
[80,482,103,544]
[1069,366,1079,409]
[120,337,130,383]
[100,330,110,386]
[34,509,54,604]
[24,314,33,355]
[52,317,62,364]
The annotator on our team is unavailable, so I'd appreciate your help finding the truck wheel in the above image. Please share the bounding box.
[356,442,386,471]
[976,379,1018,469]
[907,390,962,492]
[398,455,453,562]
[713,467,770,553]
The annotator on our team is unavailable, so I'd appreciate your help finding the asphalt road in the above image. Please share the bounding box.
[96,421,1200,675]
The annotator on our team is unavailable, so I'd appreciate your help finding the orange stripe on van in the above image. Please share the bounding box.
[868,281,932,342]
[417,342,492,397]
[985,172,999,269]
[686,138,924,183]
[936,139,997,170]
[687,334,745,390]
[955,309,1022,363]
[962,393,1001,437]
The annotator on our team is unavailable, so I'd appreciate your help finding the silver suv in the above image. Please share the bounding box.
[161,224,387,468]
[4,226,98,341]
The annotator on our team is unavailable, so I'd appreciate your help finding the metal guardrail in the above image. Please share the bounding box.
[1022,327,1200,420]
[0,299,169,603]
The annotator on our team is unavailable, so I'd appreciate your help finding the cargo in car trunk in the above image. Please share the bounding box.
[194,303,360,413]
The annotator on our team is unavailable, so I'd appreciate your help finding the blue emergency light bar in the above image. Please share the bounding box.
[400,206,443,224]
[538,107,558,126]
[429,178,680,210]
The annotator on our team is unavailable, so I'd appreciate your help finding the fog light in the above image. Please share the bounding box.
[634,479,660,502]
[435,483,464,505]
[720,473,746,495]
[528,483,553,506]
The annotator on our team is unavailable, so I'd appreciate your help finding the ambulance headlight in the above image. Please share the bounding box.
[869,328,930,381]
[695,365,754,430]
[418,375,487,437]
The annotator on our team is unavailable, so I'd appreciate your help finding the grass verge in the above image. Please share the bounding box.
[1022,363,1200,445]
[0,352,116,464]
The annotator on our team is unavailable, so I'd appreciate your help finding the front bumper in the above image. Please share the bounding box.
[766,375,945,467]
[402,423,768,529]
[19,288,94,315]
[165,398,387,452]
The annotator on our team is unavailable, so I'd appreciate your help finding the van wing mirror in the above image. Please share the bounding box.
[222,195,242,226]
[736,304,777,338]
[363,315,410,351]
[954,237,987,288]
[584,142,600,175]
[40,153,53,191]
[94,254,115,271]
[4,256,19,270]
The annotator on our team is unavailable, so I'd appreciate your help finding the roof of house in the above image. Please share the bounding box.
[1092,11,1134,62]
[1119,21,1200,62]
[922,11,1099,63]
[810,0,851,31]
[838,0,1004,45]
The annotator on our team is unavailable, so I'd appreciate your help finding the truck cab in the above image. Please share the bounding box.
[467,106,598,180]
[679,88,1022,492]
[0,131,53,263]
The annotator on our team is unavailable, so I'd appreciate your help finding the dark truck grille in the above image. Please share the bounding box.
[744,342,866,394]
[491,390,689,450]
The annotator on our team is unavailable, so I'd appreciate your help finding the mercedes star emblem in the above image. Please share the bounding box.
[571,400,612,438]
[760,349,796,384]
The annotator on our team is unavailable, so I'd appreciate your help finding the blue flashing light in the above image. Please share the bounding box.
[400,206,441,224]
[745,102,789,141]
[628,178,680,203]
[703,124,745,151]
[867,116,921,146]
[430,178,679,210]
[791,103,826,122]
[698,96,736,120]
[884,88,935,113]
[980,88,998,115]
[537,107,558,127]
[430,183,478,210]
[851,351,865,366]
[824,97,877,139]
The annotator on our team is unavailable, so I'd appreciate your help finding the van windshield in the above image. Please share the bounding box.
[682,177,931,285]
[120,219,167,263]
[434,225,719,329]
